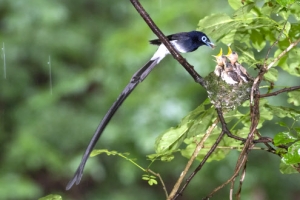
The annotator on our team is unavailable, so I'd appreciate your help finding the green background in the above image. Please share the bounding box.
[0,0,299,199]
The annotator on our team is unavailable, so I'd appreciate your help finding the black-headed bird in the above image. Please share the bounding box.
[226,47,251,83]
[66,31,215,190]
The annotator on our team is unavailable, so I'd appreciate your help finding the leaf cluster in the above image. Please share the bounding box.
[152,0,300,178]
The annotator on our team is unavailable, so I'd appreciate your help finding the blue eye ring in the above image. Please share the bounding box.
[201,36,207,42]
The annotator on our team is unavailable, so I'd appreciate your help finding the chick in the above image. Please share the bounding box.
[226,47,252,83]
[221,61,239,85]
[213,48,224,77]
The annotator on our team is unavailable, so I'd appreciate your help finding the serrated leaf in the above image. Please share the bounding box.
[287,90,300,106]
[264,68,278,82]
[282,141,300,164]
[274,132,298,146]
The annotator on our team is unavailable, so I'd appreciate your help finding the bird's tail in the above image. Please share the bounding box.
[66,57,162,190]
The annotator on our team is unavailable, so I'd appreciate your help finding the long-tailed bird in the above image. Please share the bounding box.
[226,47,251,83]
[66,31,215,190]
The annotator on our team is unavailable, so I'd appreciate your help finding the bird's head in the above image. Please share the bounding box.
[199,32,215,49]
[226,46,238,63]
[212,48,224,65]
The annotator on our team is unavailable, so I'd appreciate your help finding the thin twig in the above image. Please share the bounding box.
[204,154,248,199]
[235,162,247,200]
[147,169,169,198]
[173,108,236,199]
[130,0,205,86]
[259,85,300,98]
[216,108,246,142]
[251,37,300,103]
[167,118,219,200]
[174,129,227,200]
[267,38,300,70]
[264,20,288,67]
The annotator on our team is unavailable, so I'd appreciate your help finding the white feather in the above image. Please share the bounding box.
[150,40,187,62]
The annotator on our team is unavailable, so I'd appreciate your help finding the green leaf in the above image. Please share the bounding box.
[279,47,300,77]
[279,161,298,174]
[155,100,214,154]
[228,0,243,10]
[250,29,266,51]
[264,68,278,82]
[287,90,300,106]
[90,149,119,157]
[290,3,300,20]
[198,13,236,42]
[39,195,62,200]
[274,132,298,146]
[282,141,300,164]
[155,123,190,154]
[148,179,158,186]
[264,104,300,119]
[276,0,295,7]
[276,121,288,127]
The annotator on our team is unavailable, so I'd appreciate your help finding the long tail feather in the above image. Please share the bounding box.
[66,56,161,190]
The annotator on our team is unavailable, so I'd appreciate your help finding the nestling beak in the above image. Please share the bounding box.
[212,48,223,58]
[226,46,232,56]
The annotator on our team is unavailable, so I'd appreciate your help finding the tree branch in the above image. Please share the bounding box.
[130,0,205,86]
[168,118,219,200]
[260,85,300,98]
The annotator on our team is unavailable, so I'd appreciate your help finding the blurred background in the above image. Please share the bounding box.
[0,0,299,200]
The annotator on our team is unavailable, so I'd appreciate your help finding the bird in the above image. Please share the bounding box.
[225,47,251,83]
[213,48,224,77]
[66,31,215,190]
[222,61,240,84]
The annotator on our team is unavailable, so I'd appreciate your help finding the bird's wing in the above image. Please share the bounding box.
[149,32,190,45]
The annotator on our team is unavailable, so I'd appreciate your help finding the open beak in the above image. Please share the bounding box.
[206,42,216,49]
[212,48,222,58]
[226,46,232,56]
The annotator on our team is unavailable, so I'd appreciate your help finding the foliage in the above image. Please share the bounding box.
[150,0,300,198]
[1,0,300,200]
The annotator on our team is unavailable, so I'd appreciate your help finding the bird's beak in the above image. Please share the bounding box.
[217,48,222,56]
[226,46,232,56]
[206,42,215,49]
[212,48,222,58]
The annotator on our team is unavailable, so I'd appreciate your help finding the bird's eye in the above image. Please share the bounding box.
[201,36,207,42]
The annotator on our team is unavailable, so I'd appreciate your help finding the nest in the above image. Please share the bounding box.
[204,72,253,110]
